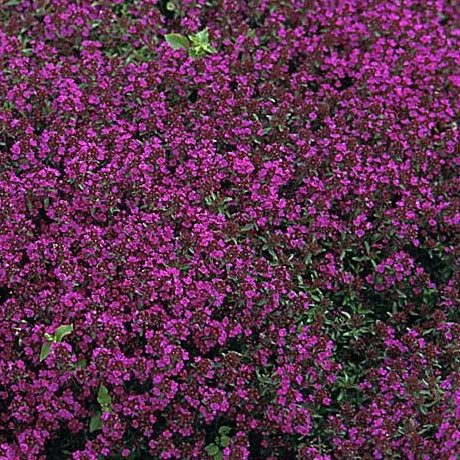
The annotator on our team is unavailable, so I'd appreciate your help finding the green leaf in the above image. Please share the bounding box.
[214,452,223,460]
[97,384,112,411]
[241,224,254,231]
[44,333,55,342]
[218,426,231,436]
[188,35,202,47]
[89,411,103,432]
[206,444,219,456]
[194,29,209,43]
[75,359,87,369]
[187,29,217,59]
[188,48,201,60]
[40,341,52,362]
[268,248,278,261]
[165,33,189,50]
[220,435,230,447]
[54,324,73,342]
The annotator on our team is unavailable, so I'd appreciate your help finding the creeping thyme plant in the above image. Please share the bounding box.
[0,0,459,459]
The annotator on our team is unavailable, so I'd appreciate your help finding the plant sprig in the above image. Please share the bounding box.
[89,383,113,432]
[40,324,74,362]
[165,28,217,59]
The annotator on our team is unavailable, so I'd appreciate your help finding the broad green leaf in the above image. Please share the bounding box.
[44,333,54,341]
[97,384,112,411]
[206,444,219,456]
[214,452,223,460]
[55,324,73,342]
[165,34,189,50]
[40,341,52,362]
[89,411,103,432]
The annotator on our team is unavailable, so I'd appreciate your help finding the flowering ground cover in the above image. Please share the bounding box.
[0,0,459,459]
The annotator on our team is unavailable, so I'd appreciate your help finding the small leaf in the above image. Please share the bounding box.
[268,248,278,261]
[214,452,223,460]
[97,384,112,411]
[75,359,87,369]
[89,411,103,432]
[44,333,55,342]
[218,426,231,436]
[55,324,73,342]
[165,33,189,50]
[206,444,219,456]
[40,341,52,362]
[220,435,230,447]
[194,28,209,43]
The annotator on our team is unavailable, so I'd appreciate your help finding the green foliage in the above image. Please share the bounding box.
[97,383,113,412]
[2,100,15,111]
[206,426,232,459]
[39,341,52,362]
[54,324,74,341]
[75,359,87,369]
[89,411,102,432]
[165,28,217,59]
[188,29,217,58]
[89,383,113,432]
[165,33,190,50]
[39,323,73,362]
[3,0,21,6]
[206,444,222,460]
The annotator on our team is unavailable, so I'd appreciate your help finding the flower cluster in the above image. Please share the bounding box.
[0,0,459,458]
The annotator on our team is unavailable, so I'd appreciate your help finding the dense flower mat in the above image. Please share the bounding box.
[0,1,459,459]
